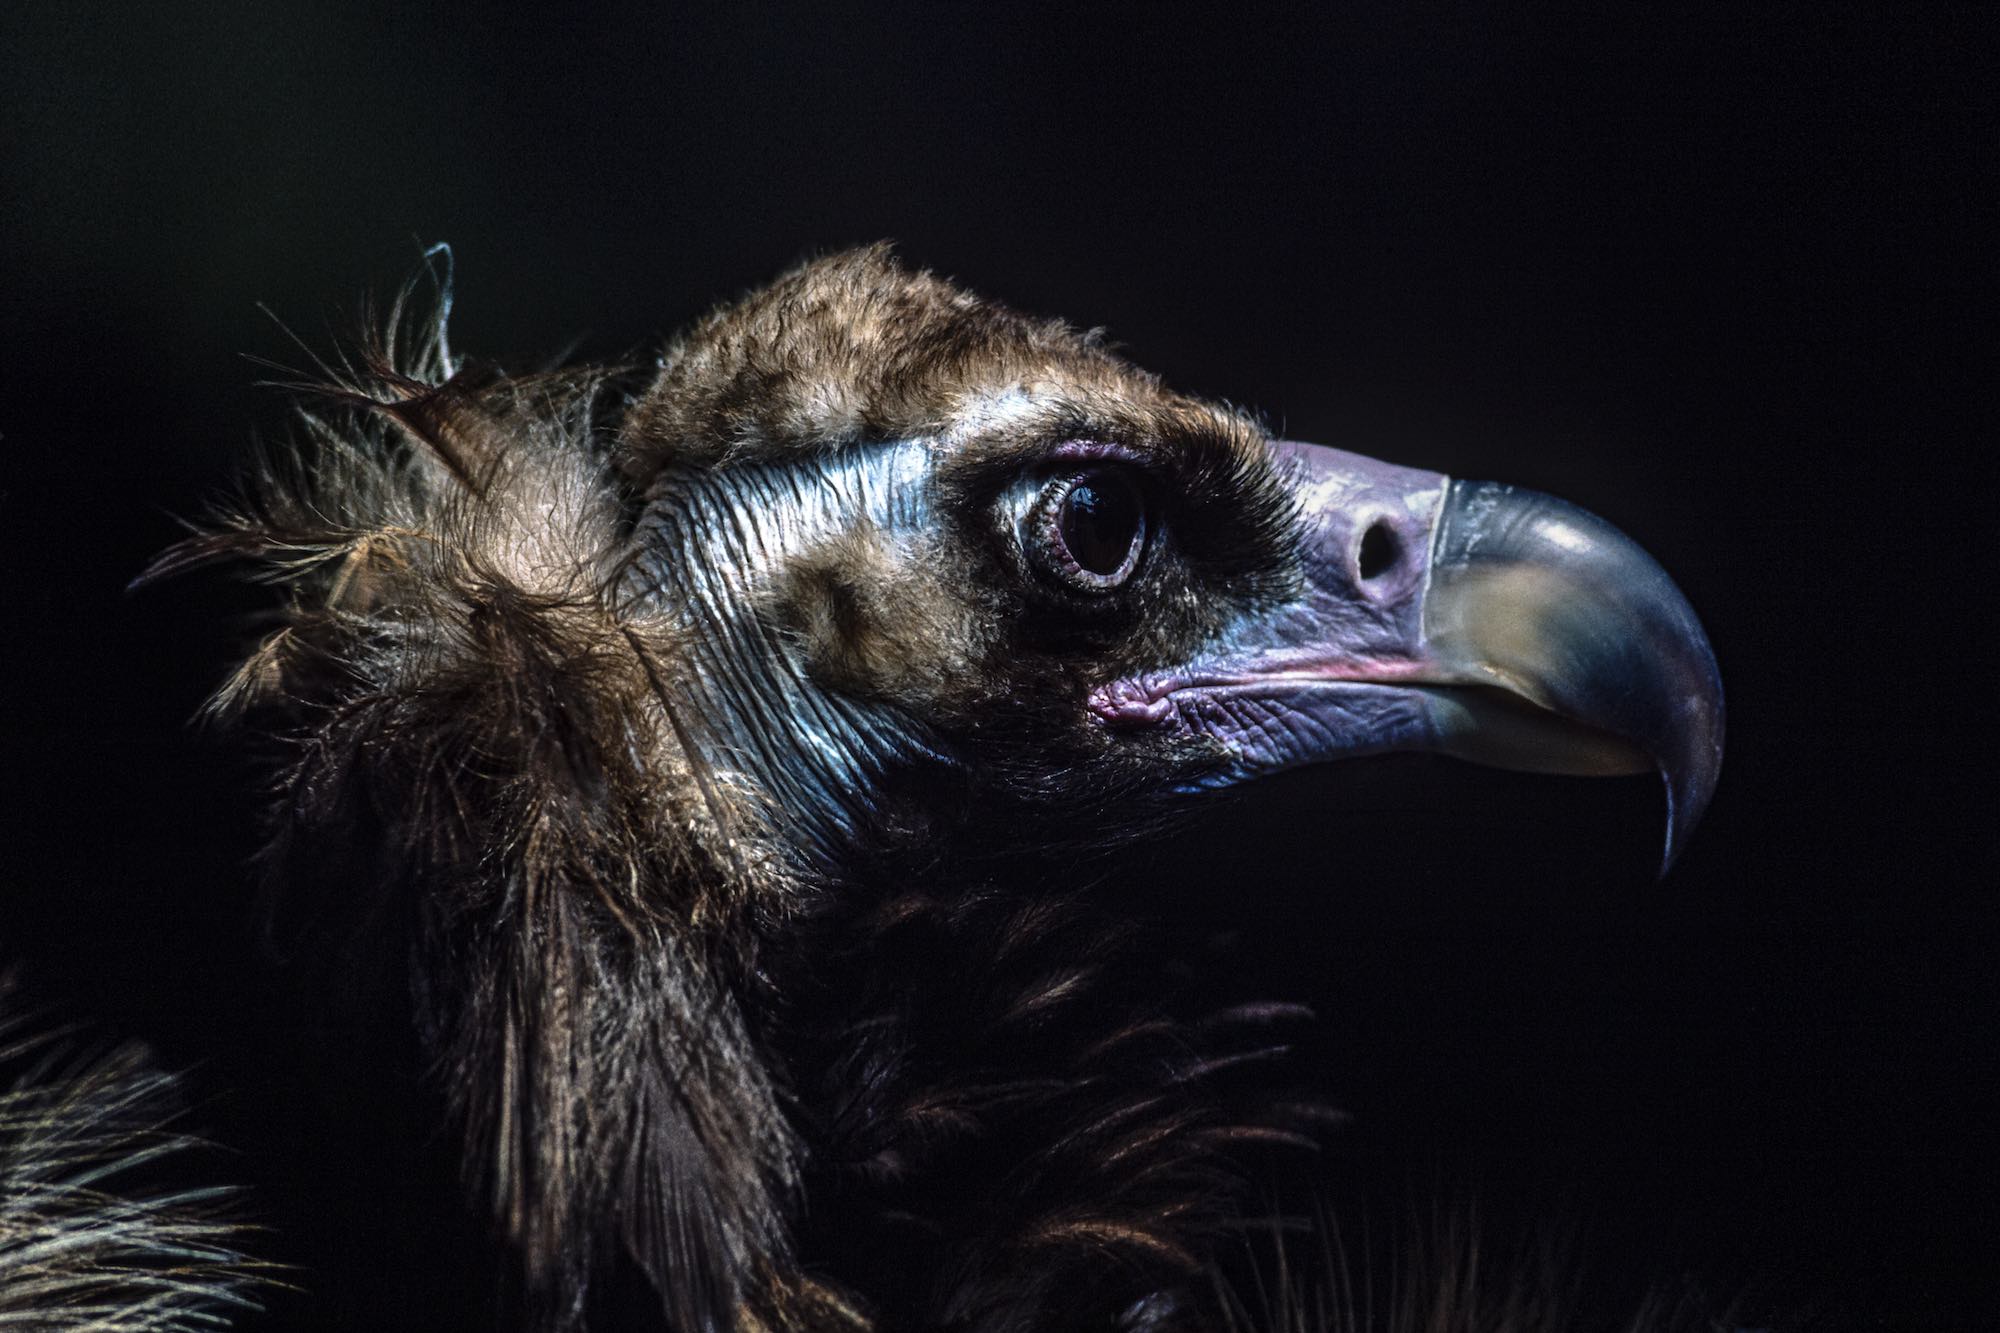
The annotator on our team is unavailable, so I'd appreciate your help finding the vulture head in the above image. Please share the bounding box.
[626,249,1720,875]
[158,246,1721,1331]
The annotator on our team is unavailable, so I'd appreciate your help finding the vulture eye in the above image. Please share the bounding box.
[1030,467,1149,591]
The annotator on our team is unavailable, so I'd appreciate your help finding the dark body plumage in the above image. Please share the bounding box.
[156,247,1722,1331]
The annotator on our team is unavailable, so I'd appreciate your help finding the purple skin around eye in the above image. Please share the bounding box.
[1045,440,1146,467]
[1087,439,1725,874]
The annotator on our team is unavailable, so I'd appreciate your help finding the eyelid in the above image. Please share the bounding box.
[1044,440,1148,468]
[1026,465,1149,592]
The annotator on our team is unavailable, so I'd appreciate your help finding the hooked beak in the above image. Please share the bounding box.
[1090,441,1724,875]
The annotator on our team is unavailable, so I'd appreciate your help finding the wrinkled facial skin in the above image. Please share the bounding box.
[631,402,1301,861]
[633,401,1722,874]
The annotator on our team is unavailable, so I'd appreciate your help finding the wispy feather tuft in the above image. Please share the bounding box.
[0,989,262,1330]
[151,267,806,1331]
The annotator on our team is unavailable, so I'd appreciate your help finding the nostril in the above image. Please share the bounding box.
[1357,520,1400,583]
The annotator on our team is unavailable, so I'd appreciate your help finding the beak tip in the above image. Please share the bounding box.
[1657,692,1725,879]
[1430,479,1726,882]
[1658,789,1692,879]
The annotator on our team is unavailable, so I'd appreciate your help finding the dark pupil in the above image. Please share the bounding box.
[1060,476,1139,576]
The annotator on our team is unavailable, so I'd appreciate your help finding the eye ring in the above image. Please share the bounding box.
[1028,467,1149,592]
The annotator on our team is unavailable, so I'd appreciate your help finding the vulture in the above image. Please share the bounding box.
[145,246,1722,1332]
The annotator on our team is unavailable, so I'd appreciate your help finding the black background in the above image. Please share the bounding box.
[1,3,1990,1327]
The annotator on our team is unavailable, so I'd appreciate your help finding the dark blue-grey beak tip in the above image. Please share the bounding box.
[1428,481,1725,877]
